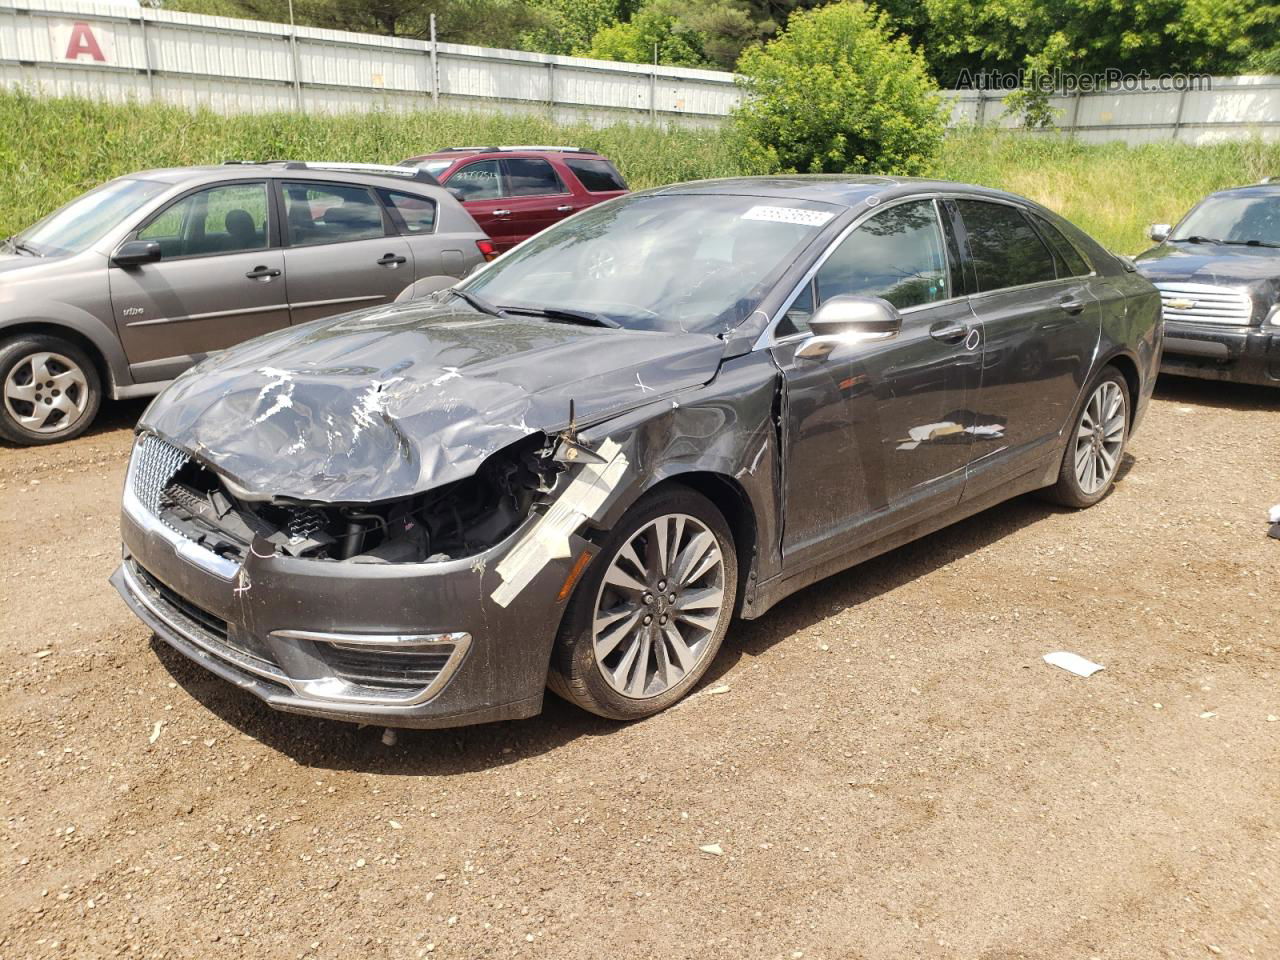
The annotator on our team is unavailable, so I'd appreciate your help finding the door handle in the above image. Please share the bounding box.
[929,320,968,344]
[1059,297,1086,314]
[492,209,512,217]
[556,205,573,212]
[377,253,407,267]
[245,265,280,280]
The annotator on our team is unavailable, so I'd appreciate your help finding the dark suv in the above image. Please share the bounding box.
[0,162,488,445]
[1136,181,1280,387]
[400,147,629,252]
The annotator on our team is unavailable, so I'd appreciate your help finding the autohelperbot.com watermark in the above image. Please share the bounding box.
[955,69,1212,94]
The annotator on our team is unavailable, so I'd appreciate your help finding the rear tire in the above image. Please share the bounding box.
[1043,366,1129,509]
[0,334,101,446]
[548,486,737,721]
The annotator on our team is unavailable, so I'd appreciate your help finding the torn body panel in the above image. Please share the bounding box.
[139,299,725,504]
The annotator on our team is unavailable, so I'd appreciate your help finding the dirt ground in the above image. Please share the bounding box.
[0,376,1277,960]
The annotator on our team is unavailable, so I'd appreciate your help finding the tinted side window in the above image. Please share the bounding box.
[955,200,1057,290]
[1031,214,1092,277]
[564,157,628,193]
[379,189,437,234]
[138,182,268,258]
[446,159,503,201]
[815,199,951,310]
[503,158,565,196]
[283,183,385,246]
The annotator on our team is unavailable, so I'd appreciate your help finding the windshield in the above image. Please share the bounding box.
[1171,194,1280,246]
[461,193,838,334]
[15,178,170,256]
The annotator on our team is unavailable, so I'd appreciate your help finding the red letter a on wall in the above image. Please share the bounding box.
[65,22,106,61]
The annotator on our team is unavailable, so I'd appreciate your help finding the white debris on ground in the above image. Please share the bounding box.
[1043,651,1105,677]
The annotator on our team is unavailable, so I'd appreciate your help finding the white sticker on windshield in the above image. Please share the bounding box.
[742,205,835,227]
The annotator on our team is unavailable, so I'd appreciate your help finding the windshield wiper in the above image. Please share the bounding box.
[499,304,621,329]
[448,287,504,317]
[7,238,41,257]
[1222,239,1280,248]
[1172,235,1223,245]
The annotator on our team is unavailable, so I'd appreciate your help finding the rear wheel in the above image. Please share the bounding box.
[1044,367,1129,508]
[548,486,737,721]
[0,334,101,445]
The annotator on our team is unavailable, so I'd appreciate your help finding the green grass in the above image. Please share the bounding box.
[3,89,1279,254]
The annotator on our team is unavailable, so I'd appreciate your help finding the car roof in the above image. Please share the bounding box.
[643,175,1038,209]
[121,163,443,191]
[408,146,607,162]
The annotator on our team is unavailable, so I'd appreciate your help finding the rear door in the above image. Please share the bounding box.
[498,157,575,245]
[277,180,414,324]
[951,198,1102,498]
[109,180,288,383]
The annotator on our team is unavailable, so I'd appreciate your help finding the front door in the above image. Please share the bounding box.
[442,159,518,251]
[771,198,983,567]
[278,181,414,324]
[948,199,1103,499]
[109,180,289,383]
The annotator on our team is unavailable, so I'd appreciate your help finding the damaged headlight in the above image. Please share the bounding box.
[150,434,563,564]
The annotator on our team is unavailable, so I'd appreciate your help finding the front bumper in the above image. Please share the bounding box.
[112,497,594,728]
[1160,321,1280,387]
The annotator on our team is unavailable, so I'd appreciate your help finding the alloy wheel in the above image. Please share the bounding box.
[1073,380,1126,495]
[592,513,726,699]
[3,351,90,435]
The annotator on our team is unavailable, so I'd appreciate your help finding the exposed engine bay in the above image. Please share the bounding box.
[154,434,562,564]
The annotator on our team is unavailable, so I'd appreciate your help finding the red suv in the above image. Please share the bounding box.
[400,147,629,253]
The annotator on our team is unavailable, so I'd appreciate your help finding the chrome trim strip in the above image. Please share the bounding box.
[288,295,384,311]
[125,303,286,327]
[120,560,288,685]
[273,628,471,648]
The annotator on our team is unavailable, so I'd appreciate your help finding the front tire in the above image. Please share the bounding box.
[548,486,738,721]
[1044,367,1129,508]
[0,334,102,445]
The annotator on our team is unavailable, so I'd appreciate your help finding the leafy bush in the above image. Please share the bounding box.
[733,1,947,175]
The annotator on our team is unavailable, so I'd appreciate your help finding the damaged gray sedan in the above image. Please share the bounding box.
[112,177,1162,727]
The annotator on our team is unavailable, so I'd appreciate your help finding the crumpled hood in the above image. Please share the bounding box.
[140,300,725,503]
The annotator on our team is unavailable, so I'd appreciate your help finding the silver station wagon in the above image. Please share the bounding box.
[0,162,490,445]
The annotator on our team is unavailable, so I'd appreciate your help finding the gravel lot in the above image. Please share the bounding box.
[1,376,1277,960]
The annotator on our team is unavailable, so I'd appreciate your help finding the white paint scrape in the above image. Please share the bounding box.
[491,439,628,608]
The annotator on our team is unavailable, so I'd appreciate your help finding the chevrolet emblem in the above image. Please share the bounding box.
[1166,298,1196,310]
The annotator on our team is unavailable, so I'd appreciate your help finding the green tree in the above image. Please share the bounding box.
[579,0,762,69]
[518,0,631,56]
[733,1,946,175]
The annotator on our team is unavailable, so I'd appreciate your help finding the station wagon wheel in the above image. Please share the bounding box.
[549,486,737,721]
[0,334,102,446]
[1044,366,1129,508]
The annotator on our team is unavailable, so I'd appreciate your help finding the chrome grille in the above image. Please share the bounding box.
[1155,282,1253,325]
[130,434,191,518]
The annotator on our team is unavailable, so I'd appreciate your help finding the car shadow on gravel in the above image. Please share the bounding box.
[151,638,622,776]
[152,453,1136,774]
[1154,374,1278,410]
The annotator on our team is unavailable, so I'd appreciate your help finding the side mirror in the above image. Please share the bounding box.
[1146,223,1171,243]
[795,295,901,360]
[113,239,161,267]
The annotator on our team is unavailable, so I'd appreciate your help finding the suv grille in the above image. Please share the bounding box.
[1155,282,1252,325]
